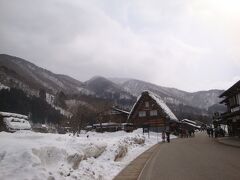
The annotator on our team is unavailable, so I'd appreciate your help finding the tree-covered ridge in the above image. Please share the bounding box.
[0,88,63,124]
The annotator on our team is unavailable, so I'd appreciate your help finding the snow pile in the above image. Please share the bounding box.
[114,144,128,161]
[0,129,175,180]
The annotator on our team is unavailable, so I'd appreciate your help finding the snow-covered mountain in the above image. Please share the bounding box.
[0,54,224,117]
[0,54,88,95]
[0,54,135,113]
[110,78,224,110]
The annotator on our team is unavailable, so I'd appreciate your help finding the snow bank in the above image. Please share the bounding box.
[0,130,176,180]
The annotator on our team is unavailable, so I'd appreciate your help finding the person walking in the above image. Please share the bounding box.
[166,130,170,143]
[180,128,183,138]
[189,129,192,137]
[210,127,214,138]
[192,129,195,137]
[185,129,189,138]
[207,127,210,137]
[162,130,166,142]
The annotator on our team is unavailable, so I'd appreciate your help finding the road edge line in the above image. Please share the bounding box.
[137,143,161,180]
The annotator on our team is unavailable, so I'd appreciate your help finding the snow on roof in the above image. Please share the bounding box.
[112,107,130,114]
[147,91,178,122]
[93,122,120,127]
[3,117,31,131]
[128,90,178,122]
[0,111,28,120]
[128,94,142,120]
[182,121,201,129]
[181,119,197,125]
[121,123,133,125]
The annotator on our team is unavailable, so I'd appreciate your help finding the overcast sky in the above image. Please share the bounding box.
[0,0,239,92]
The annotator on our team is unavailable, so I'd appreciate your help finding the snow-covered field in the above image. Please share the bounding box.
[0,130,175,180]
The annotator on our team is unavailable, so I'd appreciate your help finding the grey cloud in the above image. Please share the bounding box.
[0,0,239,91]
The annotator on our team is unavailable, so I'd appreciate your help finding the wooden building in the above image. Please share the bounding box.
[128,91,179,132]
[219,80,240,137]
[94,106,132,132]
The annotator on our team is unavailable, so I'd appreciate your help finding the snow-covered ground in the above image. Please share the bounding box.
[0,130,176,180]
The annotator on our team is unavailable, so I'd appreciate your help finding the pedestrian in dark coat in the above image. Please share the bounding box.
[166,130,170,143]
[210,128,214,138]
[207,128,210,137]
[192,129,195,137]
[162,131,166,142]
[189,130,192,137]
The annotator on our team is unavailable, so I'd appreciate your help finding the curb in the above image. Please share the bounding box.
[137,143,161,180]
[114,143,161,180]
[215,138,240,148]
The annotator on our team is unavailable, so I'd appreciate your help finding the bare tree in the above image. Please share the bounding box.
[95,101,113,133]
[71,104,96,135]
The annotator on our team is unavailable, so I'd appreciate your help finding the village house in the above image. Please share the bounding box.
[94,106,132,132]
[179,119,201,137]
[128,91,179,132]
[219,80,240,137]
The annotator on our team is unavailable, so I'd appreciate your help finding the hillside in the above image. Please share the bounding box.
[0,54,226,122]
[110,78,224,110]
[0,54,85,95]
[84,76,134,103]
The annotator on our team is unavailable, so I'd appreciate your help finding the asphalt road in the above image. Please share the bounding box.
[139,132,240,180]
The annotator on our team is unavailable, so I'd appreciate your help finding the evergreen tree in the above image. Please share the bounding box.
[0,88,64,124]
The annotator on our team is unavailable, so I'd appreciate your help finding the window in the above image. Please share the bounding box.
[237,93,240,105]
[150,110,158,116]
[229,96,237,107]
[139,111,146,117]
[145,102,149,108]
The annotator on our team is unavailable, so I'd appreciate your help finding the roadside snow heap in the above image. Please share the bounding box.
[0,111,31,132]
[0,129,173,180]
